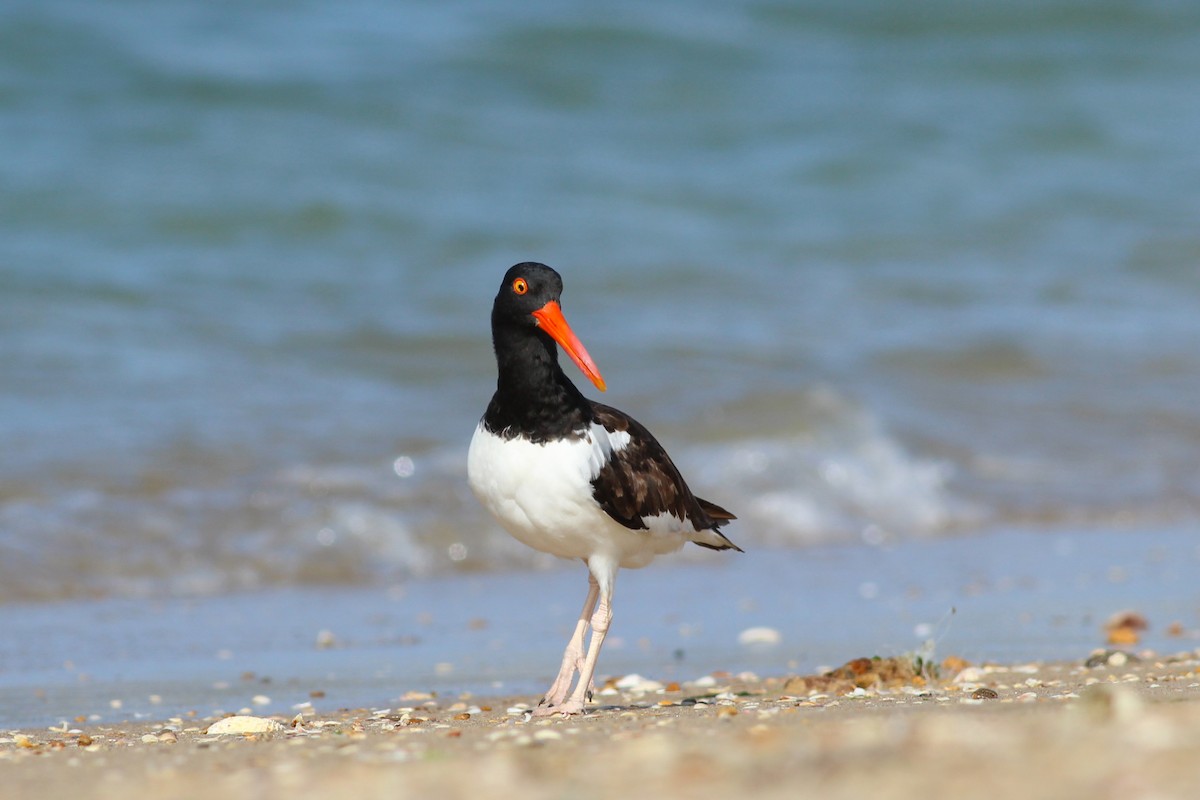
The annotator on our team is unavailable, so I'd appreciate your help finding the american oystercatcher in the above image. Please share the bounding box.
[468,262,741,716]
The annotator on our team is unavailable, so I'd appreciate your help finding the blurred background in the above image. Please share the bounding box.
[3,0,1200,605]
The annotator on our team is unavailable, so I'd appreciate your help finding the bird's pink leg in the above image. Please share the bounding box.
[536,558,616,717]
[551,593,611,716]
[536,572,598,711]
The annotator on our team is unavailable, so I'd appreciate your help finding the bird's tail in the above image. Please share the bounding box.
[691,497,743,552]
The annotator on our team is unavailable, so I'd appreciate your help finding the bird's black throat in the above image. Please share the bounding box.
[481,320,593,443]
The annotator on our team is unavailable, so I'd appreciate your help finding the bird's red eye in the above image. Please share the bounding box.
[512,278,529,295]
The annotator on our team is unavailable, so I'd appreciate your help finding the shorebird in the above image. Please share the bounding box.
[467,262,741,716]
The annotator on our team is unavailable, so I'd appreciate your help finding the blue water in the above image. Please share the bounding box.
[3,0,1200,603]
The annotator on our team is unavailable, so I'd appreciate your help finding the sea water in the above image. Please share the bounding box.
[2,0,1199,727]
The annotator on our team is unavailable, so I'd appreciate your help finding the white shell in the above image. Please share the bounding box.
[205,715,284,735]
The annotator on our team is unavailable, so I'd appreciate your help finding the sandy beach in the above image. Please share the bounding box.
[5,649,1199,800]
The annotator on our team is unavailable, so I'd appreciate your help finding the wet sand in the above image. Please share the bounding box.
[5,651,1200,800]
[5,527,1198,734]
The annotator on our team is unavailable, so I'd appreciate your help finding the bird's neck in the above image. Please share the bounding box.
[483,323,592,441]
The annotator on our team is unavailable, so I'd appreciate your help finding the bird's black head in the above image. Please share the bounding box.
[492,262,564,329]
[489,262,606,392]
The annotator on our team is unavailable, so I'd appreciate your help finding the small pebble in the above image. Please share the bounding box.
[737,627,782,647]
[1079,684,1144,722]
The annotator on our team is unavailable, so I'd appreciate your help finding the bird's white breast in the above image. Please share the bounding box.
[467,422,683,566]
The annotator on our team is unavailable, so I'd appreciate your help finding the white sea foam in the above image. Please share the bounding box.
[681,406,978,547]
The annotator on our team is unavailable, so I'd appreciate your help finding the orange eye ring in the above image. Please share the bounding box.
[512,277,529,295]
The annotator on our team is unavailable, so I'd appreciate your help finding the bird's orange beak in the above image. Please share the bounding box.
[531,300,607,392]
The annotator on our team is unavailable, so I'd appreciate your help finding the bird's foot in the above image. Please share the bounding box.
[534,678,593,717]
[532,698,587,717]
